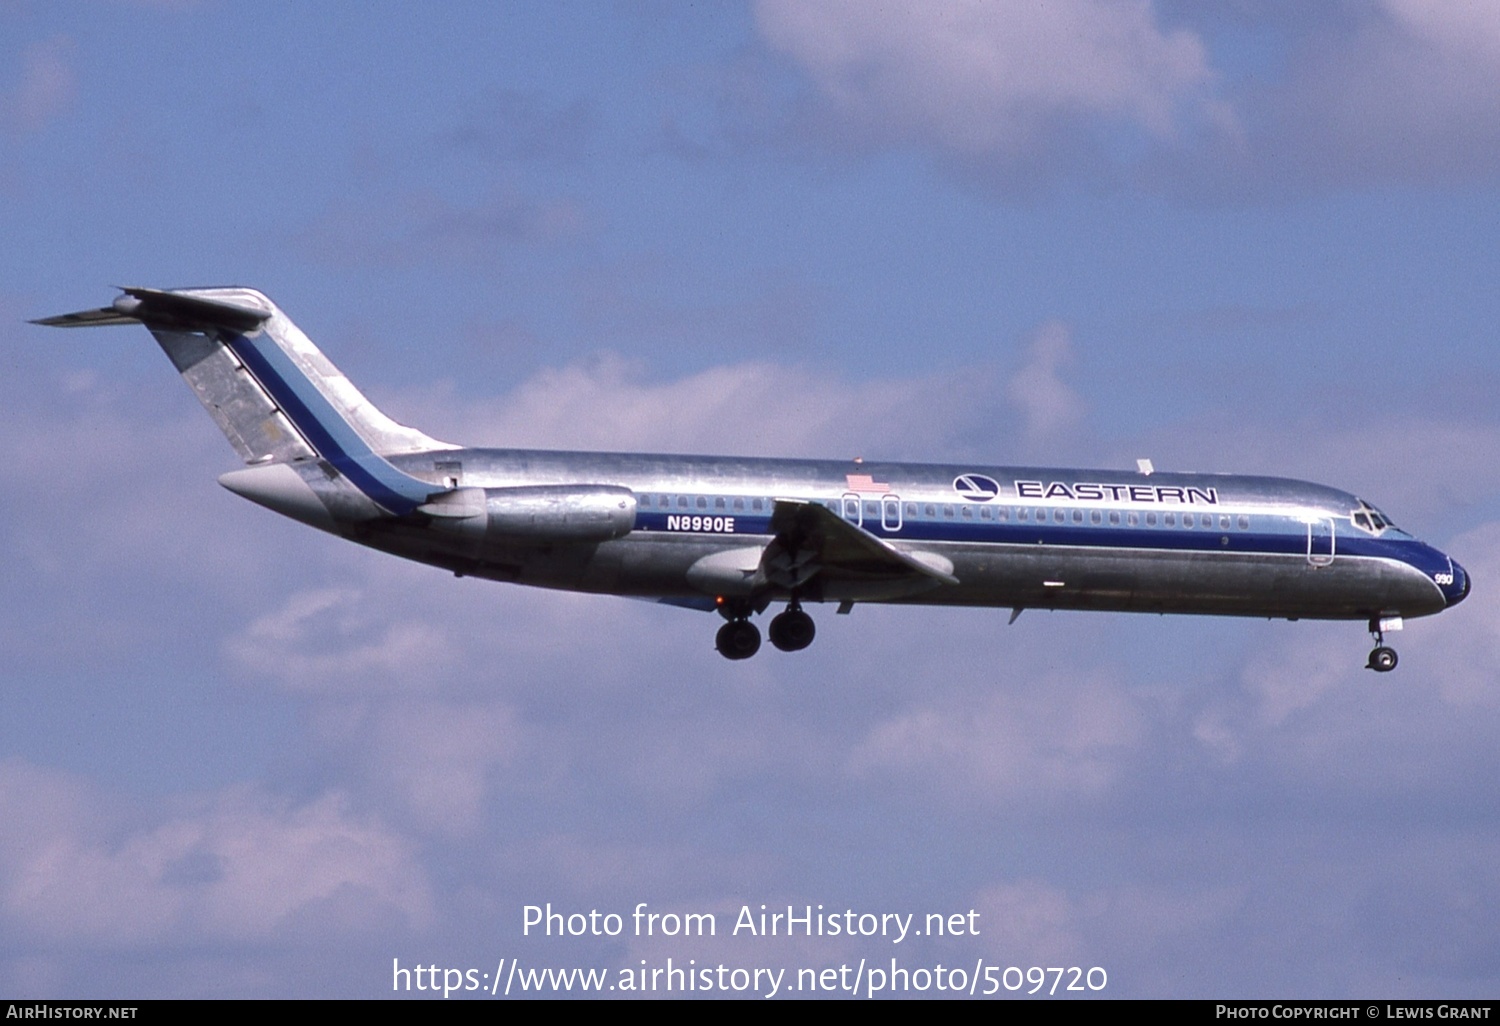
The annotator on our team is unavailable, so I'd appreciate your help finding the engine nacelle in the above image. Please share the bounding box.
[420,484,636,545]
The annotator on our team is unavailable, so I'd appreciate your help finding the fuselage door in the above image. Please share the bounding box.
[1306,516,1336,567]
[881,493,903,533]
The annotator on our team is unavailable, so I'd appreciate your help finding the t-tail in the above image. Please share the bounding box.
[34,286,457,528]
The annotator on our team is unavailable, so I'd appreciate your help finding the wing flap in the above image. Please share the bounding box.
[764,498,958,587]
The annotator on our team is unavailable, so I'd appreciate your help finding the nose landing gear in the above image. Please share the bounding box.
[1366,617,1398,673]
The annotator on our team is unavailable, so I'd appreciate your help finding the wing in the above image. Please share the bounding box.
[759,498,958,592]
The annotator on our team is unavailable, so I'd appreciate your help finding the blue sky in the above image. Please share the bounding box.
[2,0,1499,998]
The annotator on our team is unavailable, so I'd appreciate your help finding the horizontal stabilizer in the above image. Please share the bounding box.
[30,306,140,328]
[33,287,271,333]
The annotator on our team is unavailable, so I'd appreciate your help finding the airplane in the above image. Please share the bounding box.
[35,286,1470,670]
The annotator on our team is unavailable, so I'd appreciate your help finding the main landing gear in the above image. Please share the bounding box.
[769,602,816,652]
[715,599,817,660]
[1366,617,1398,673]
[715,618,761,660]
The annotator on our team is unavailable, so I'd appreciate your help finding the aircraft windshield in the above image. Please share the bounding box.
[1350,500,1396,535]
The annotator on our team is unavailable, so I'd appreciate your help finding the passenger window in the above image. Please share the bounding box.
[980,506,992,520]
[1145,512,1155,527]
[752,498,763,512]
[1238,515,1249,530]
[961,506,973,519]
[1164,513,1175,527]
[1109,511,1120,526]
[733,498,744,512]
[944,505,955,518]
[925,504,936,517]
[906,503,917,516]
[1091,510,1103,525]
[1220,515,1230,530]
[1072,509,1083,524]
[696,496,708,510]
[715,497,726,510]
[1018,508,1029,522]
[999,508,1009,522]
[1054,509,1065,524]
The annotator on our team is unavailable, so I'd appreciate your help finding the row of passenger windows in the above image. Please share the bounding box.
[641,494,769,513]
[637,493,1251,530]
[910,504,1251,530]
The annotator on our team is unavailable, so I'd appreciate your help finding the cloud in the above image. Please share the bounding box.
[226,587,457,693]
[406,351,1003,460]
[1004,320,1086,447]
[1,36,75,134]
[0,761,432,947]
[847,670,1143,802]
[1156,3,1500,194]
[744,3,1500,193]
[753,0,1222,161]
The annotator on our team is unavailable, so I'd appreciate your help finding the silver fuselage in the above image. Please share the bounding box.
[342,447,1465,622]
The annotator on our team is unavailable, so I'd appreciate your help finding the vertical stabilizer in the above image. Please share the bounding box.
[34,287,456,516]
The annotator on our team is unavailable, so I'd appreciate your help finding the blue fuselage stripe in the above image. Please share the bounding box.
[224,332,430,515]
[633,510,1447,576]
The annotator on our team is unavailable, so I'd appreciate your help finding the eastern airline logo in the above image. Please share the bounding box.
[953,473,1002,501]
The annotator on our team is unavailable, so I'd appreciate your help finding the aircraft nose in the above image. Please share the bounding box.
[1448,559,1471,606]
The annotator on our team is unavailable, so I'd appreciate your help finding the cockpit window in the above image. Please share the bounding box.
[1350,500,1395,535]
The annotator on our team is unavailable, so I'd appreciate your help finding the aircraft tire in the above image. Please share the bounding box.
[716,620,761,660]
[1366,646,1398,672]
[768,609,816,652]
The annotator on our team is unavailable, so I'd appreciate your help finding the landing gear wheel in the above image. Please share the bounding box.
[1367,646,1398,673]
[716,619,761,660]
[768,608,816,652]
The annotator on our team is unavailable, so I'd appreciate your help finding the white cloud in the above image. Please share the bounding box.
[1180,1,1500,190]
[0,762,432,946]
[409,352,1000,459]
[754,0,1220,156]
[1379,0,1500,65]
[226,586,457,693]
[847,670,1143,801]
[2,36,75,134]
[747,2,1500,189]
[1005,320,1086,446]
[349,700,525,836]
